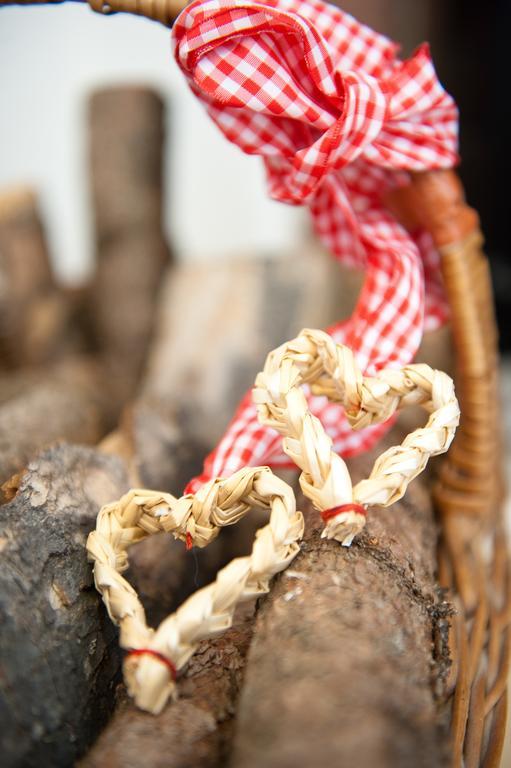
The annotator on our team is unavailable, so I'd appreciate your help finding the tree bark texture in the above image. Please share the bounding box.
[89,87,170,402]
[231,442,451,768]
[0,444,131,767]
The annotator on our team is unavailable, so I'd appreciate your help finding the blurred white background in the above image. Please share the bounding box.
[0,3,306,284]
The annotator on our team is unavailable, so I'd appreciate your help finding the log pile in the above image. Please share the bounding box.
[0,84,460,767]
[79,438,451,768]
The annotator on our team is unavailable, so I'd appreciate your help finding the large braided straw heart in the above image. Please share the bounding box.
[87,330,459,714]
[87,467,304,714]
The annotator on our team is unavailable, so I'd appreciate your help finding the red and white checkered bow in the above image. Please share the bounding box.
[172,0,459,492]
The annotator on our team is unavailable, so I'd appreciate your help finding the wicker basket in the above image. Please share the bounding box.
[387,170,510,768]
[2,1,509,765]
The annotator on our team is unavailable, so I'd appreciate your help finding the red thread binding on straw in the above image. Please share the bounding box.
[126,649,177,679]
[321,503,367,523]
[185,532,193,550]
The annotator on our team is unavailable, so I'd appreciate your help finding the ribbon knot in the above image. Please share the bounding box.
[173,0,457,214]
[265,68,389,204]
[331,70,389,168]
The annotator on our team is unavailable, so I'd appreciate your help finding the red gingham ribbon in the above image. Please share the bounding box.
[172,0,458,493]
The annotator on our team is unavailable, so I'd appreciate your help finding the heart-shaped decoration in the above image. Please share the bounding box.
[253,328,460,545]
[87,329,459,714]
[87,467,303,714]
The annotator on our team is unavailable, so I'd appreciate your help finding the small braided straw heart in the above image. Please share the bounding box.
[87,329,459,714]
[253,328,460,546]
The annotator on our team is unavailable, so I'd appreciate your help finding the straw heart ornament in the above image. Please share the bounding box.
[173,0,460,493]
[86,330,459,713]
[86,466,304,714]
[253,329,459,544]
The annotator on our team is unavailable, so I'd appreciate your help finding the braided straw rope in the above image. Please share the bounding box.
[87,329,459,714]
[253,328,460,546]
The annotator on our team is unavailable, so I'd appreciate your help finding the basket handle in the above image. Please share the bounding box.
[387,170,503,518]
[0,0,185,25]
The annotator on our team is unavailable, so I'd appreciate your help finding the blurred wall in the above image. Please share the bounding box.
[0,4,305,283]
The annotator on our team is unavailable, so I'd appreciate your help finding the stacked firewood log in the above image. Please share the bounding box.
[0,86,455,768]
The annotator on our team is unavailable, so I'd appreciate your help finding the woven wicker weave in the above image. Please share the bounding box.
[388,170,510,767]
[2,0,509,764]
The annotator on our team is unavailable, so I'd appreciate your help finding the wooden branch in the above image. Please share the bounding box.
[80,617,254,768]
[0,444,130,767]
[0,357,114,488]
[0,186,69,368]
[230,438,451,768]
[89,87,170,401]
[89,87,167,244]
